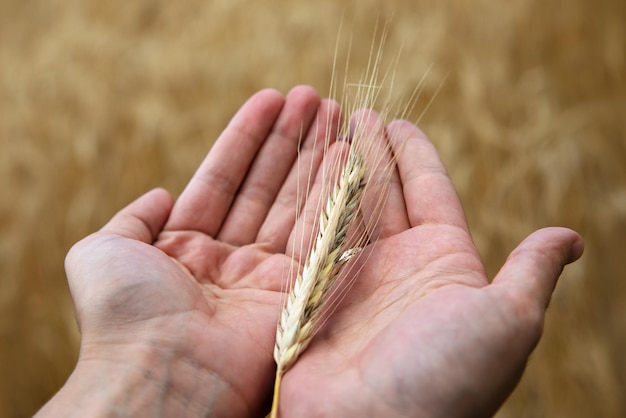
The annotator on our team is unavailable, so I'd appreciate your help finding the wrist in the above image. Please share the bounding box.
[35,341,171,418]
[36,336,233,418]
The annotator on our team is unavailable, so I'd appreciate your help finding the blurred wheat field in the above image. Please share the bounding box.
[1,0,624,416]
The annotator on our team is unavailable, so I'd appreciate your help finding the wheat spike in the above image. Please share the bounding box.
[269,22,389,418]
[269,147,366,418]
[274,149,366,373]
[268,17,440,417]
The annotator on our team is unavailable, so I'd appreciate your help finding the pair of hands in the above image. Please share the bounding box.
[37,86,583,418]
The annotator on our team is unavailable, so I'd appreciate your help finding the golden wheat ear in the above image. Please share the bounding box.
[274,147,366,366]
[269,138,367,418]
[268,18,439,417]
[268,105,396,418]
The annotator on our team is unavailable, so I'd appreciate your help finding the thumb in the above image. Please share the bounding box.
[100,188,174,243]
[491,227,584,309]
[488,227,584,347]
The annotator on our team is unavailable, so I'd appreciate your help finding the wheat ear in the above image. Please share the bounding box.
[268,16,442,416]
[269,148,366,418]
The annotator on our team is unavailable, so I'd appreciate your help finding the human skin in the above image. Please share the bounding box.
[36,86,583,418]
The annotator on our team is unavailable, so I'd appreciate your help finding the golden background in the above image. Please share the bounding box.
[1,0,624,416]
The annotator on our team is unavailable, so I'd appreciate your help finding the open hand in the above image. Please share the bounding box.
[61,86,338,417]
[276,114,583,417]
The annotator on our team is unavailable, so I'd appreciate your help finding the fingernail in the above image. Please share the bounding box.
[567,235,585,263]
